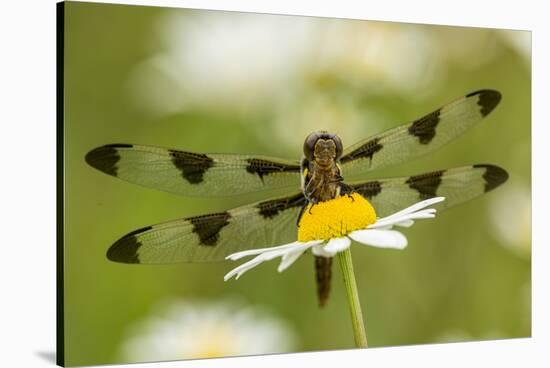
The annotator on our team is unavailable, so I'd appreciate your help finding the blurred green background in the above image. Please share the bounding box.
[62,2,531,366]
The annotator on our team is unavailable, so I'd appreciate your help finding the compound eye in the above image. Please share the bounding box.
[332,135,343,159]
[303,132,321,160]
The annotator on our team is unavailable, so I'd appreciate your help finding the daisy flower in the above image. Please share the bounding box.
[119,299,297,362]
[489,183,531,258]
[225,193,445,281]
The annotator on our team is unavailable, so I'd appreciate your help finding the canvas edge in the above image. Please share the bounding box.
[56,1,66,367]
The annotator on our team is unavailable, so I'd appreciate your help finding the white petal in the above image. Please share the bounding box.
[349,229,408,249]
[379,197,445,222]
[368,199,444,230]
[225,240,322,280]
[405,208,437,219]
[323,237,351,254]
[369,219,414,229]
[277,244,310,272]
[409,211,436,219]
[225,250,287,281]
[312,243,333,257]
[224,256,263,281]
[367,224,393,230]
[225,241,303,261]
[394,219,415,228]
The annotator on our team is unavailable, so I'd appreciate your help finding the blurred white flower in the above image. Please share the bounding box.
[489,183,531,258]
[435,329,473,343]
[435,28,499,71]
[344,23,442,94]
[119,299,297,362]
[501,30,531,66]
[128,11,318,117]
[127,11,444,119]
[126,10,513,156]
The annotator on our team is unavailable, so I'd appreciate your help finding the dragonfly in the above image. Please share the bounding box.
[85,89,508,306]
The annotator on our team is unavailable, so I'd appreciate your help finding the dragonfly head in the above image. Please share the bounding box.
[303,131,343,167]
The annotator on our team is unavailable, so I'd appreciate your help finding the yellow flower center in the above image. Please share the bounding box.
[188,327,235,359]
[297,193,377,242]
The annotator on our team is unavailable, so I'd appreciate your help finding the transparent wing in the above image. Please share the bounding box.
[350,164,508,217]
[106,192,307,264]
[341,90,502,178]
[85,144,301,197]
[105,165,508,264]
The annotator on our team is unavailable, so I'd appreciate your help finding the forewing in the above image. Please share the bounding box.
[85,144,301,197]
[340,90,502,178]
[106,192,307,264]
[350,164,508,218]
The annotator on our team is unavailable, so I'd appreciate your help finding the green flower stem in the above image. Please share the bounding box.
[337,247,368,348]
